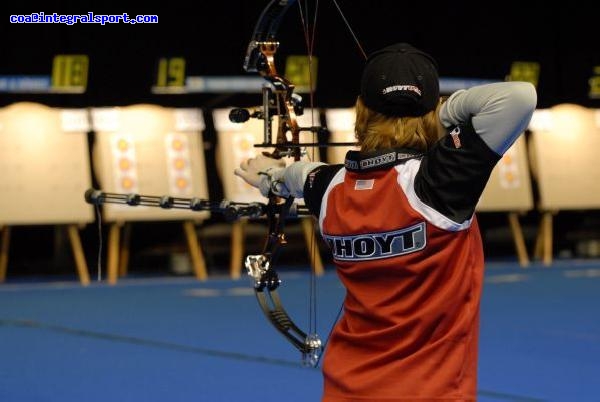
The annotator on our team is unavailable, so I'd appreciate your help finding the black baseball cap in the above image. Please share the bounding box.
[360,43,439,117]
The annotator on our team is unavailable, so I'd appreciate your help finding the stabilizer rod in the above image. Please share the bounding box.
[84,188,309,221]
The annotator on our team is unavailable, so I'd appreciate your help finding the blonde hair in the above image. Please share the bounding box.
[354,96,445,152]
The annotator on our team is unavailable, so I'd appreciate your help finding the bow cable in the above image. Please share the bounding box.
[331,0,368,60]
[294,0,366,365]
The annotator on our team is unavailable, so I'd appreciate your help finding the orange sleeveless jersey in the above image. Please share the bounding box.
[318,160,484,401]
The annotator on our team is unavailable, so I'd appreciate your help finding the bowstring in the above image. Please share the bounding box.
[296,0,320,344]
[95,204,103,281]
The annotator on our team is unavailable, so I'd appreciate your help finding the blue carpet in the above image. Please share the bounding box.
[1,260,599,401]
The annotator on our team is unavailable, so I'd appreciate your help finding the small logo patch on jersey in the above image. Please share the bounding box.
[450,127,462,149]
[307,170,317,188]
[355,179,374,190]
[323,222,426,261]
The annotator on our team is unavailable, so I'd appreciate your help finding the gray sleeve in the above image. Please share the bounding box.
[261,161,327,198]
[439,82,537,155]
[254,161,327,198]
[282,161,327,198]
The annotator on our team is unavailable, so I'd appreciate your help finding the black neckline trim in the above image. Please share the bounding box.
[344,148,423,172]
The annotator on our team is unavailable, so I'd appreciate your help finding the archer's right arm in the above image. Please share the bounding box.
[415,81,537,223]
[440,81,537,156]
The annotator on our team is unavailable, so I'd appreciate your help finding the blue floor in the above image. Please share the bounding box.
[1,260,599,402]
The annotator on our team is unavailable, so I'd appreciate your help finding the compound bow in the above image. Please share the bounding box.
[234,0,324,367]
[236,0,366,367]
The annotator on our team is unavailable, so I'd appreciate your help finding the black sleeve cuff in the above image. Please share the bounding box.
[302,164,344,218]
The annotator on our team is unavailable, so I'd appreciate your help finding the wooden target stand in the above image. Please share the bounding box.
[0,103,95,285]
[105,220,207,285]
[91,105,211,284]
[506,212,531,267]
[0,224,91,286]
[0,227,8,282]
[527,105,600,266]
[532,211,556,266]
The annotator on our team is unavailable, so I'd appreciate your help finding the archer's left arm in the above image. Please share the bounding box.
[234,155,326,198]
